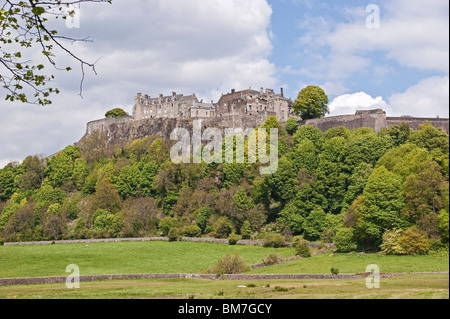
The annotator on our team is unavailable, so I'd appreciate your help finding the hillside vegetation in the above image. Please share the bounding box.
[0,117,448,254]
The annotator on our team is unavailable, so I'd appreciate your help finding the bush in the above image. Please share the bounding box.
[293,236,311,258]
[181,225,202,238]
[168,228,180,242]
[330,267,339,275]
[0,238,5,246]
[207,254,249,275]
[398,226,430,255]
[380,228,406,255]
[263,253,282,266]
[213,216,233,238]
[285,117,299,135]
[105,108,128,118]
[334,228,357,253]
[262,233,286,248]
[158,217,179,236]
[228,232,241,245]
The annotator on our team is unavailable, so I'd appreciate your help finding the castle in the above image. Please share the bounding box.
[80,87,449,147]
[132,87,296,122]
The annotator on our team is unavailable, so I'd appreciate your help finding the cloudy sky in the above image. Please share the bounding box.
[0,0,449,168]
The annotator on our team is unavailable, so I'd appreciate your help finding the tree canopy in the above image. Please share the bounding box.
[292,85,329,120]
[0,121,448,253]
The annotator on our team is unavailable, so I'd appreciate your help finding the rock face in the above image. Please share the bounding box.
[78,108,449,148]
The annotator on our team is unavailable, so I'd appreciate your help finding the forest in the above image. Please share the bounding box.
[0,116,448,254]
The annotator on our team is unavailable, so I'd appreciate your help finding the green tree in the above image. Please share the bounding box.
[334,228,357,253]
[72,158,90,191]
[44,145,81,188]
[17,155,45,191]
[285,117,299,135]
[105,108,129,118]
[0,167,17,201]
[112,164,141,199]
[195,207,212,233]
[292,85,329,120]
[356,166,407,248]
[213,216,233,238]
[263,157,298,205]
[303,207,327,241]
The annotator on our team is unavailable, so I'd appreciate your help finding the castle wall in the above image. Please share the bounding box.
[301,109,388,133]
[82,113,275,147]
[386,117,449,134]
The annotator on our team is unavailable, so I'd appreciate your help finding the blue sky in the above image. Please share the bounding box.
[0,0,449,168]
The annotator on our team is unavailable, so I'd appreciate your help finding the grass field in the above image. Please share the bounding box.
[0,241,295,278]
[0,241,448,299]
[0,274,448,299]
[0,241,448,278]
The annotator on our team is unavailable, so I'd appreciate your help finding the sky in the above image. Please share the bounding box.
[0,0,449,168]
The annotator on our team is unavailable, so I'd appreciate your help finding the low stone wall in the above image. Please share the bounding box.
[1,272,426,287]
[3,237,331,249]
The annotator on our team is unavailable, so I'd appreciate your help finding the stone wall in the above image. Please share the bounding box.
[79,109,449,149]
[80,113,275,147]
[386,116,449,133]
[300,109,449,134]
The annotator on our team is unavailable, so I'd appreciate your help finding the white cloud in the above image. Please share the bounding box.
[329,92,390,116]
[296,0,449,81]
[389,76,449,117]
[0,0,277,164]
[329,76,449,118]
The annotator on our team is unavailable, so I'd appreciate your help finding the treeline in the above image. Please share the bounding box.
[0,117,448,254]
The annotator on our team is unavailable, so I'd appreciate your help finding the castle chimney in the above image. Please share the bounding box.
[260,87,264,95]
[280,88,284,97]
[231,89,235,94]
[172,92,176,96]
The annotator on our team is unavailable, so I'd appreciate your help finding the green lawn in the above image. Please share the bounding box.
[0,241,448,280]
[250,251,450,274]
[0,241,295,278]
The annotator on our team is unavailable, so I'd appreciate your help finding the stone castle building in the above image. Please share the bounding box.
[132,87,295,122]
[80,87,449,148]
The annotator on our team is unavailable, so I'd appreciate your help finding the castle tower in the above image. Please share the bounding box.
[133,93,143,120]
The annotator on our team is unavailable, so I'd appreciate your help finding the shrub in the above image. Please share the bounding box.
[293,236,311,258]
[168,228,180,242]
[228,232,241,245]
[263,253,282,266]
[285,117,299,135]
[240,220,253,240]
[330,267,339,275]
[334,228,357,253]
[213,216,233,238]
[398,226,430,255]
[0,238,5,246]
[181,225,202,238]
[105,108,128,118]
[207,254,249,275]
[262,233,286,248]
[380,228,406,255]
[158,217,179,236]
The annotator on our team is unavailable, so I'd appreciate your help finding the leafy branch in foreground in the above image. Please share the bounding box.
[0,0,112,106]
